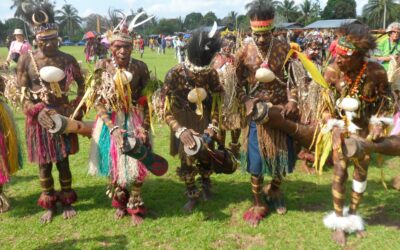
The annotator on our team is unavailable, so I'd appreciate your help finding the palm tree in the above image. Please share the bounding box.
[298,0,313,25]
[276,0,299,22]
[56,4,82,38]
[245,0,279,10]
[362,0,400,29]
[10,0,53,18]
[108,7,124,28]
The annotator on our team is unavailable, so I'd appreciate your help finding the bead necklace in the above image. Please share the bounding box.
[253,37,274,66]
[343,61,367,97]
[184,59,211,73]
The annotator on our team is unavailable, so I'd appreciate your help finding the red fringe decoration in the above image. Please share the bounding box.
[111,189,129,209]
[243,206,268,224]
[137,96,147,107]
[127,206,146,216]
[37,192,57,209]
[24,103,45,124]
[58,189,77,205]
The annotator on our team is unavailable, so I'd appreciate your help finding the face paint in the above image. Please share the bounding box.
[111,40,133,67]
[37,37,59,57]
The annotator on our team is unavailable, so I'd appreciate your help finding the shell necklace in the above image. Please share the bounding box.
[253,38,276,83]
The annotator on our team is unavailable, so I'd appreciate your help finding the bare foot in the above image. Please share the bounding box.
[131,214,144,225]
[332,229,346,246]
[63,205,77,219]
[356,230,367,238]
[243,205,268,227]
[40,208,56,224]
[264,185,287,215]
[0,194,10,213]
[183,198,198,212]
[114,208,127,219]
[276,205,287,215]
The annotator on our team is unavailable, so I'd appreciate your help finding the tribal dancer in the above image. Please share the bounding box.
[211,34,242,157]
[236,1,298,226]
[163,27,223,211]
[87,13,155,225]
[322,23,393,246]
[0,76,23,213]
[17,4,85,223]
[296,33,325,173]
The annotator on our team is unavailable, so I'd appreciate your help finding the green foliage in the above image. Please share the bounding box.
[321,0,356,19]
[362,0,400,29]
[184,12,203,31]
[154,18,182,35]
[83,14,109,34]
[56,4,83,39]
[277,0,301,22]
[202,11,219,26]
[0,18,30,44]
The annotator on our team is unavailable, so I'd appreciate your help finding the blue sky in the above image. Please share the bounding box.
[0,0,368,21]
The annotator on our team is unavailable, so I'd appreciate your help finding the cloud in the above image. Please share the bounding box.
[146,0,247,19]
[82,8,96,17]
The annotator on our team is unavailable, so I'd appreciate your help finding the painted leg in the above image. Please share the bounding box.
[264,178,287,215]
[111,185,129,220]
[178,163,200,212]
[325,128,348,246]
[243,175,269,227]
[56,158,77,220]
[38,163,57,223]
[199,166,213,201]
[0,185,10,213]
[220,129,227,148]
[349,155,370,238]
[127,181,146,225]
[229,129,241,158]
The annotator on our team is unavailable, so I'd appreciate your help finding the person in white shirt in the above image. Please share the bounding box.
[176,34,186,63]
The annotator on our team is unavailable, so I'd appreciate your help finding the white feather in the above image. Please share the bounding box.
[369,115,394,126]
[208,21,218,38]
[323,207,365,233]
[322,119,345,134]
[345,111,360,134]
[128,12,155,32]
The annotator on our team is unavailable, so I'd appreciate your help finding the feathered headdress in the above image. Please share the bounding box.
[20,2,58,40]
[109,11,154,44]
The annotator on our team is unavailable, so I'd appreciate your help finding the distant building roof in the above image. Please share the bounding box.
[304,19,361,29]
[276,22,304,29]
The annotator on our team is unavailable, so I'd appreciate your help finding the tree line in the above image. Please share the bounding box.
[1,0,399,44]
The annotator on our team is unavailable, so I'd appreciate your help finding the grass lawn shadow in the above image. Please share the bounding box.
[7,183,107,218]
[35,234,128,250]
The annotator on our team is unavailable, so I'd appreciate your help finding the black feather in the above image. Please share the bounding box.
[20,1,56,26]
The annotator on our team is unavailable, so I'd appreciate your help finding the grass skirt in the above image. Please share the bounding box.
[89,109,148,186]
[0,101,23,184]
[25,117,78,165]
[241,121,295,178]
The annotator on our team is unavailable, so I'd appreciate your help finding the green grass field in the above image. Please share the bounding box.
[0,46,399,250]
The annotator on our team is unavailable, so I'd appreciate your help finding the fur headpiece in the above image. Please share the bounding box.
[186,22,221,67]
[336,23,376,56]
